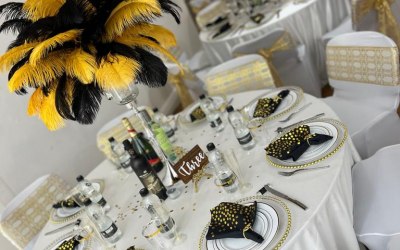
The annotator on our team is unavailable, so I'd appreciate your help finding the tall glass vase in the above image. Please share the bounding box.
[107,83,178,187]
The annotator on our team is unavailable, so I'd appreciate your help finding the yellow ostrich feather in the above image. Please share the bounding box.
[95,54,140,91]
[23,0,66,21]
[29,29,81,66]
[115,36,180,65]
[38,88,65,131]
[9,52,66,92]
[0,42,39,72]
[104,0,162,39]
[118,24,177,48]
[27,88,45,116]
[65,49,97,84]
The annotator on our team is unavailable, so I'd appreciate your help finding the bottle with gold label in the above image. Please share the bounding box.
[125,143,168,200]
[122,118,164,172]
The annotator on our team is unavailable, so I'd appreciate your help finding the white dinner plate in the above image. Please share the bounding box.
[199,196,291,250]
[56,206,81,218]
[241,87,303,122]
[207,202,279,250]
[266,119,348,168]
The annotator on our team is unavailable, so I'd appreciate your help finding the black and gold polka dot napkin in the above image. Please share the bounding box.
[56,236,82,250]
[265,125,333,161]
[206,201,264,243]
[190,106,206,122]
[253,90,290,118]
[53,198,79,209]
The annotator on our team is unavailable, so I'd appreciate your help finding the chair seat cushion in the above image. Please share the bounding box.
[323,97,385,135]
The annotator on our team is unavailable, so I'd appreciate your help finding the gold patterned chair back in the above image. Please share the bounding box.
[326,32,399,87]
[96,108,152,161]
[205,54,275,96]
[0,175,70,249]
[231,29,297,87]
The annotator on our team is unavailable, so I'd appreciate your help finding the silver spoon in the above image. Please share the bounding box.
[278,165,330,176]
[279,102,312,123]
[275,113,325,133]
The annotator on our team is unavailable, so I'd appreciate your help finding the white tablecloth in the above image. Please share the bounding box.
[33,89,360,250]
[200,0,351,71]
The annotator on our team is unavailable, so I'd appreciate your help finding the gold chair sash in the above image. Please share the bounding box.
[354,0,400,46]
[326,45,400,86]
[206,57,275,96]
[0,175,70,249]
[168,69,195,108]
[234,32,296,87]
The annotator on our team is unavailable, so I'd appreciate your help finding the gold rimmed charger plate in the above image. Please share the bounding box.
[240,87,304,129]
[199,196,291,250]
[49,179,105,224]
[266,119,348,169]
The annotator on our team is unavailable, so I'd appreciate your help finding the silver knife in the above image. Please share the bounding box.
[276,112,325,133]
[258,184,308,210]
[45,219,81,236]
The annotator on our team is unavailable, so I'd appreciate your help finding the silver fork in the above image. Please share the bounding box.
[278,165,330,176]
[279,102,312,123]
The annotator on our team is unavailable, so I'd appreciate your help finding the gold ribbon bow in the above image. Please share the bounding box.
[234,32,295,87]
[168,66,195,108]
[354,0,400,46]
[192,169,213,192]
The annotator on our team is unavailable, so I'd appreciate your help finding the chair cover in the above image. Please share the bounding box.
[324,31,400,159]
[0,175,70,250]
[205,54,275,96]
[352,144,400,250]
[231,28,321,97]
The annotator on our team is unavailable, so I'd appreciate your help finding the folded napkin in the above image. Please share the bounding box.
[56,235,82,250]
[265,125,333,161]
[251,13,265,24]
[206,16,228,28]
[212,22,232,39]
[53,198,79,209]
[253,90,290,118]
[206,201,264,243]
[190,106,206,122]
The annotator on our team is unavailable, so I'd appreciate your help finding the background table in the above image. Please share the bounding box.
[33,89,360,250]
[199,0,351,74]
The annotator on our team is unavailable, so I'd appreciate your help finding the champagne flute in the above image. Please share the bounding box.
[224,148,253,193]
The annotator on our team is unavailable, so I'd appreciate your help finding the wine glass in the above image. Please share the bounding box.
[224,148,253,193]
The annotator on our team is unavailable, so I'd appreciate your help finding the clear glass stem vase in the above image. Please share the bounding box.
[108,84,178,187]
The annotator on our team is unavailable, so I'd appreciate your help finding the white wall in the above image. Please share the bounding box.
[0,0,202,206]
[155,0,203,57]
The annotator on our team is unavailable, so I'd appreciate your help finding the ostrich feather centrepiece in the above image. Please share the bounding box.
[0,0,180,130]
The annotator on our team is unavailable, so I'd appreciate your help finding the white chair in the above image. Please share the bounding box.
[324,31,400,159]
[195,0,226,30]
[231,28,321,97]
[205,54,275,96]
[353,144,400,250]
[322,17,353,46]
[0,175,70,249]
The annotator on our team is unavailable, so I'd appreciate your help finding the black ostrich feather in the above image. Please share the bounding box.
[0,2,25,21]
[0,19,32,34]
[72,80,102,124]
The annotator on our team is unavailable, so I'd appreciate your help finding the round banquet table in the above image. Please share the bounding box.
[199,0,351,71]
[33,89,361,250]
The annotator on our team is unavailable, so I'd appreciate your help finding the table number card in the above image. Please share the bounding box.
[172,145,209,184]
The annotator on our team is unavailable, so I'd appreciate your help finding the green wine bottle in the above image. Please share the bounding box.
[122,118,164,173]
